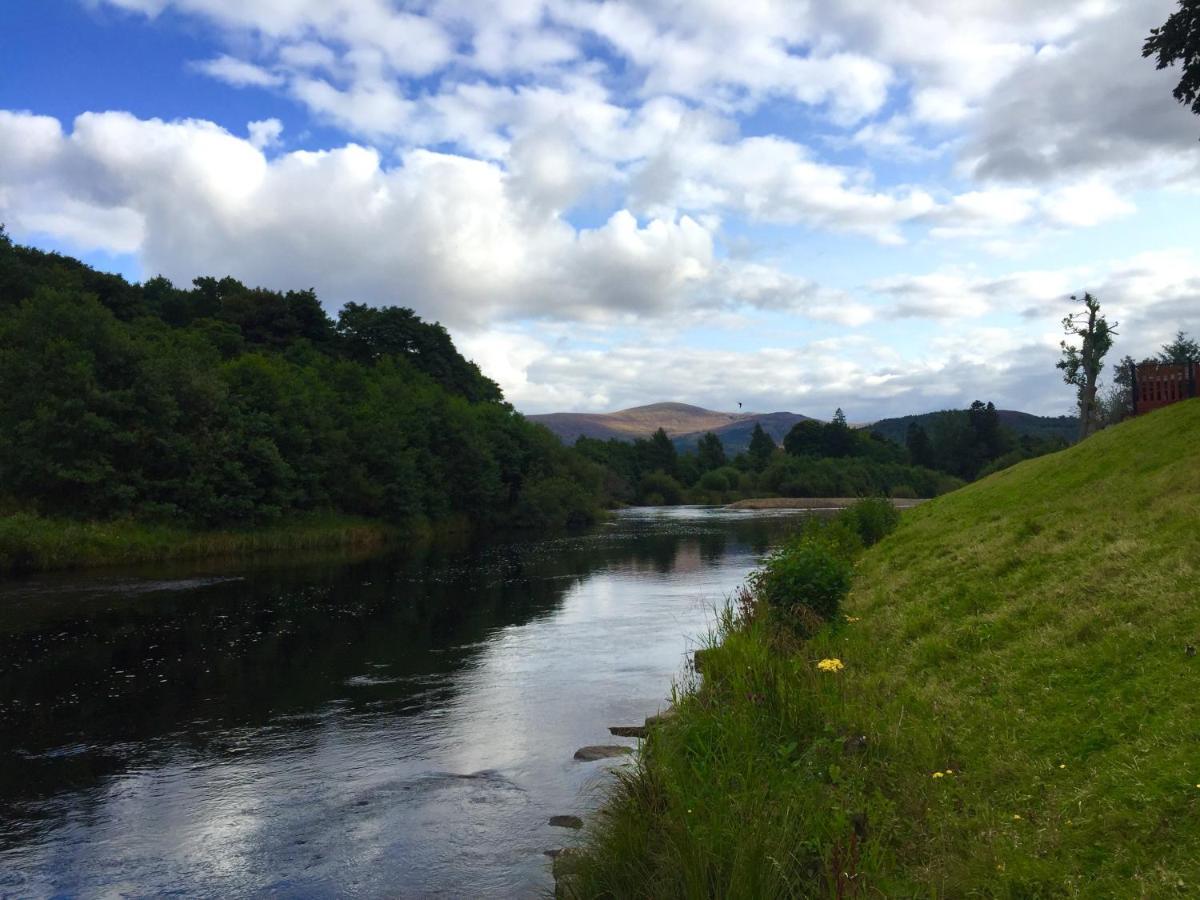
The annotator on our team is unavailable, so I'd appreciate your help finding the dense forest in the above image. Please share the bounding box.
[0,229,606,534]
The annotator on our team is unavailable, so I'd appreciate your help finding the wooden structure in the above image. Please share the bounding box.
[1133,361,1198,415]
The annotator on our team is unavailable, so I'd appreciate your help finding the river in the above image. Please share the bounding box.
[0,506,809,897]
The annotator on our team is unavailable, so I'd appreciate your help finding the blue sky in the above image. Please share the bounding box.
[1,0,1198,419]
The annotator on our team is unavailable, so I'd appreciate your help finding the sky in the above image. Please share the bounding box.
[1,0,1198,421]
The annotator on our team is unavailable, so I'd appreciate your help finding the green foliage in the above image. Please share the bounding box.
[696,431,726,470]
[1058,292,1116,438]
[637,470,684,505]
[0,237,606,535]
[838,496,901,547]
[752,529,855,623]
[1144,0,1200,115]
[747,422,777,471]
[1158,329,1200,363]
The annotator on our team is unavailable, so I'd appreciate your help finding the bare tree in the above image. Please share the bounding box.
[1057,293,1116,441]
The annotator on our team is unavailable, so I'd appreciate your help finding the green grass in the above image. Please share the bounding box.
[0,512,405,574]
[569,399,1200,898]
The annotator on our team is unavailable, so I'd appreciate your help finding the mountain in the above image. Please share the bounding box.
[527,402,813,453]
[867,409,1079,446]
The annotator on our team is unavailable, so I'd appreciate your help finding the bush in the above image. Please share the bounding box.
[751,534,853,624]
[637,470,683,505]
[699,470,730,492]
[839,497,900,547]
[890,484,917,499]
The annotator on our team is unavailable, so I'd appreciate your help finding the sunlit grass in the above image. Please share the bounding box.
[569,399,1200,897]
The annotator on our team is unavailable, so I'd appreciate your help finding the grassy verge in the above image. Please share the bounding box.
[568,399,1200,897]
[0,512,408,575]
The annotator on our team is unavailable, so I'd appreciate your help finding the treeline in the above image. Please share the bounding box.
[576,410,962,503]
[575,401,1069,505]
[0,230,605,533]
[900,401,1068,481]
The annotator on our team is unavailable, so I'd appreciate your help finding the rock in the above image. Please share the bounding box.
[644,707,676,729]
[573,745,633,761]
[549,814,583,829]
[608,725,646,738]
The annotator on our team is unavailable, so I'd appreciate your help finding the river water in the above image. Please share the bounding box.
[0,506,808,898]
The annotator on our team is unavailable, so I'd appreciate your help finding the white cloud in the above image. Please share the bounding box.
[0,110,874,330]
[192,55,283,88]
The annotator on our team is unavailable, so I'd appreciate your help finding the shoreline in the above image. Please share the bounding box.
[724,496,927,510]
[0,512,414,576]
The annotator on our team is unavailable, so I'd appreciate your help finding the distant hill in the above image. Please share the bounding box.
[527,402,813,453]
[867,409,1079,446]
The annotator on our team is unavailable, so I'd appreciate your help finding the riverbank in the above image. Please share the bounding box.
[568,399,1200,895]
[725,496,926,510]
[0,512,411,575]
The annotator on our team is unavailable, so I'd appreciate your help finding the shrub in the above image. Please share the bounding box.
[839,497,900,547]
[699,469,730,492]
[890,484,917,499]
[751,534,854,624]
[637,470,683,505]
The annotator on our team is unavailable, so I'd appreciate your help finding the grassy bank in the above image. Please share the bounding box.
[569,399,1200,897]
[0,512,410,575]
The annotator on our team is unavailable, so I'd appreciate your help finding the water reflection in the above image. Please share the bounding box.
[0,506,807,896]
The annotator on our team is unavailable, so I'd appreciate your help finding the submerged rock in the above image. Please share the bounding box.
[573,745,632,761]
[549,814,583,829]
[608,725,645,738]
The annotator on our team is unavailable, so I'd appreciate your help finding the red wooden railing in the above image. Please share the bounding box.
[1133,361,1198,415]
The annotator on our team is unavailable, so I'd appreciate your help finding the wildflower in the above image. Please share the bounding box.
[817,658,845,672]
[1012,814,1022,821]
[945,769,954,775]
[845,615,861,623]
[931,771,945,779]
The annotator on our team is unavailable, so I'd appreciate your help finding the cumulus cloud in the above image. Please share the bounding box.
[962,1,1200,185]
[0,110,874,329]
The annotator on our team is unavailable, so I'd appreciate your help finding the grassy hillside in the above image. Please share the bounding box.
[569,399,1200,897]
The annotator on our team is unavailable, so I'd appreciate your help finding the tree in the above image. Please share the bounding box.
[1057,293,1116,441]
[643,427,678,477]
[696,431,726,471]
[747,423,777,471]
[1158,330,1200,363]
[823,408,856,458]
[783,420,826,457]
[1144,1,1200,117]
[905,423,935,468]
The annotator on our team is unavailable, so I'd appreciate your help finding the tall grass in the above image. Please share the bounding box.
[567,399,1200,897]
[0,512,403,574]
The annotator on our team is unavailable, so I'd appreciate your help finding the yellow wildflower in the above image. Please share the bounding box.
[1059,764,1066,769]
[1012,814,1022,821]
[932,771,945,778]
[844,615,861,623]
[816,658,845,672]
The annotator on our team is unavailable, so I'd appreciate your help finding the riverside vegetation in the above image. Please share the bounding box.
[0,230,608,572]
[566,398,1200,897]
